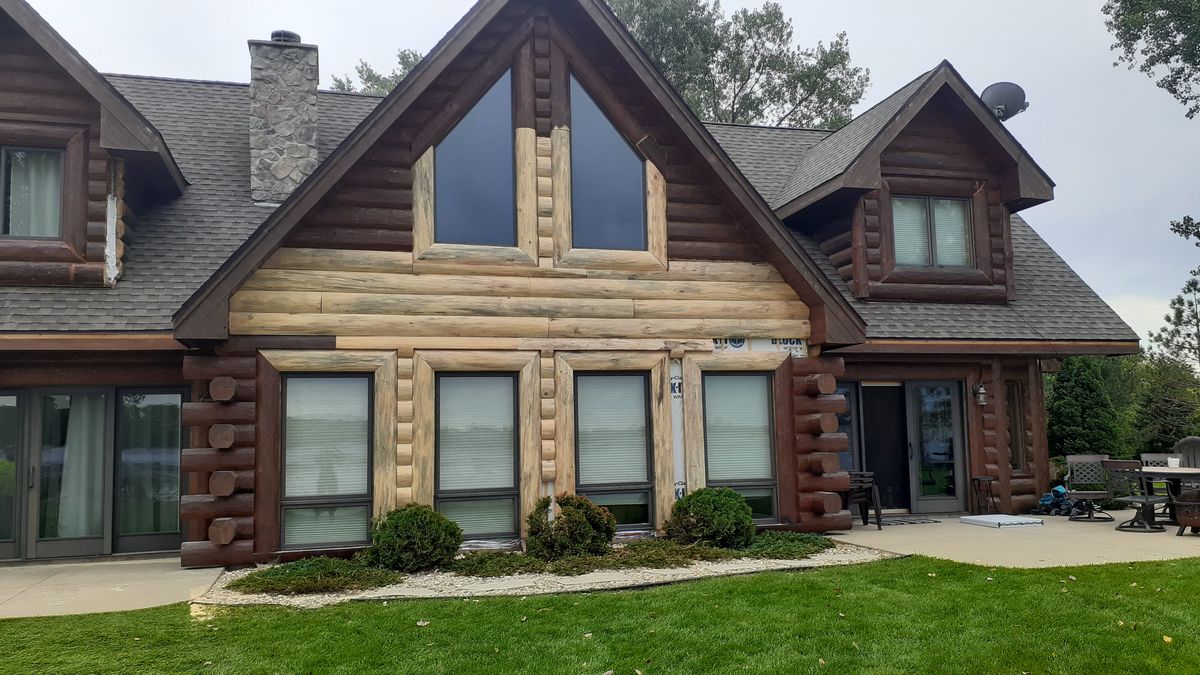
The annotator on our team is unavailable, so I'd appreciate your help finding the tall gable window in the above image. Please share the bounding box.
[892,196,972,267]
[569,76,646,251]
[2,147,62,238]
[434,71,516,247]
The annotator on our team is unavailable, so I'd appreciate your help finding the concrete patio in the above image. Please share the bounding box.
[0,556,221,619]
[832,509,1200,568]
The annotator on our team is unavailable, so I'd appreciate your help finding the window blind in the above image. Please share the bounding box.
[437,376,515,492]
[284,377,370,498]
[283,505,370,547]
[576,374,649,485]
[932,198,971,266]
[891,197,930,266]
[438,498,516,538]
[704,374,773,481]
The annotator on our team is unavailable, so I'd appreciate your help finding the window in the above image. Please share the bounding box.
[569,75,646,251]
[2,146,62,238]
[1006,381,1027,472]
[434,70,516,247]
[892,195,972,267]
[703,373,776,521]
[436,374,519,538]
[0,395,15,547]
[834,383,859,471]
[575,373,652,527]
[115,391,182,540]
[281,376,372,549]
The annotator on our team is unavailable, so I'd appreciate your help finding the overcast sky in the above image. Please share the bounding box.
[28,0,1197,341]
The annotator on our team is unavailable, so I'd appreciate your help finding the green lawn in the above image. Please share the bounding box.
[2,555,1197,674]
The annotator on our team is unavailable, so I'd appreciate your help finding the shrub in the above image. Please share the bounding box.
[446,551,548,577]
[742,531,833,560]
[665,487,755,549]
[363,504,462,572]
[526,494,616,561]
[226,557,401,595]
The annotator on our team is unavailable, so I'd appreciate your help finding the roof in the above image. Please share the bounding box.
[0,76,380,332]
[790,216,1139,344]
[704,122,830,204]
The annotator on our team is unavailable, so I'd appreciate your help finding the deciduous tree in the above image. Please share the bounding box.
[1102,0,1200,118]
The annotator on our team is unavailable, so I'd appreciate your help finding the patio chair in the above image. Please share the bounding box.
[1063,454,1113,522]
[1102,459,1170,533]
[1170,437,1200,489]
[1141,453,1184,515]
[844,471,883,530]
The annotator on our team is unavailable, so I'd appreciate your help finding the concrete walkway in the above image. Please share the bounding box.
[832,509,1200,568]
[0,557,221,619]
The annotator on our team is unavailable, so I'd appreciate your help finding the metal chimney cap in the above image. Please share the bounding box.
[271,30,302,43]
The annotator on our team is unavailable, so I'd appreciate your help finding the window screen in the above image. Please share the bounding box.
[282,376,372,548]
[575,373,652,527]
[436,374,518,538]
[434,70,516,247]
[2,147,62,238]
[703,373,777,521]
[569,75,647,251]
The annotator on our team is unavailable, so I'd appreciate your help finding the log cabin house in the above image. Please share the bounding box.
[0,0,1138,567]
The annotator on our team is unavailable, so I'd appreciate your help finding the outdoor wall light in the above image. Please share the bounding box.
[973,382,989,406]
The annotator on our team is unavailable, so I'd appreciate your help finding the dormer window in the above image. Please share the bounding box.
[891,195,972,267]
[2,146,62,238]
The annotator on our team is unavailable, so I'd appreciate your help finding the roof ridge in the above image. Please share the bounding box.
[703,120,834,133]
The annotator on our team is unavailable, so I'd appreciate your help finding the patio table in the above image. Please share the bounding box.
[1139,466,1200,525]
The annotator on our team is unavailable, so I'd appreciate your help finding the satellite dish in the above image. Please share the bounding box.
[980,82,1029,122]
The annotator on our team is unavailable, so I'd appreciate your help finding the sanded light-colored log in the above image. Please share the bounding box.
[373,352,398,515]
[260,350,394,372]
[518,357,542,537]
[541,459,555,482]
[541,439,556,460]
[516,125,539,262]
[415,242,537,266]
[396,378,412,400]
[396,486,413,506]
[396,442,413,465]
[397,399,413,424]
[548,318,808,339]
[558,351,666,371]
[396,463,413,488]
[230,290,321,313]
[540,396,555,419]
[416,350,539,372]
[331,337,715,354]
[263,247,414,274]
[233,313,552,338]
[682,356,706,490]
[540,377,555,398]
[632,299,808,320]
[646,160,668,267]
[411,355,435,505]
[540,418,555,441]
[411,147,434,258]
[687,352,791,371]
[321,293,635,318]
[554,355,576,497]
[650,358,674,531]
[556,248,668,272]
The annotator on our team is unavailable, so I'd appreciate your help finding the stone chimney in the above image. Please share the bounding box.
[248,30,319,203]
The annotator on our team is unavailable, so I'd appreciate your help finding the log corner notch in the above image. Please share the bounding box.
[179,353,258,567]
[778,356,853,532]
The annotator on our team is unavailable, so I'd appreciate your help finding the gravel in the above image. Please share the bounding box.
[195,543,891,610]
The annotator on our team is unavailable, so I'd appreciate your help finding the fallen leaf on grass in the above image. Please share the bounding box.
[584,632,593,639]
[416,620,430,627]
[1164,635,1174,645]
[818,658,827,666]
[927,573,937,577]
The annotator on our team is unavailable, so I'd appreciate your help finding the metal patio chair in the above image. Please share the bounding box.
[1170,437,1200,490]
[1102,459,1170,533]
[1142,453,1184,515]
[1063,454,1113,522]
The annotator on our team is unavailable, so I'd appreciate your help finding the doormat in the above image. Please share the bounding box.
[960,514,1044,528]
[880,516,942,526]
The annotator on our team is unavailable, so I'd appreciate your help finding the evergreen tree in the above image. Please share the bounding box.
[1047,357,1123,457]
[1132,353,1200,453]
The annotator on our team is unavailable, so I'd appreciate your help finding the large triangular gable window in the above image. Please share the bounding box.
[412,64,538,265]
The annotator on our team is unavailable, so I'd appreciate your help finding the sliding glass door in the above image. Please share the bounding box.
[2,387,184,561]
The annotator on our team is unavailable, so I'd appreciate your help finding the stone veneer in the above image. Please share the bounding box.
[248,37,319,204]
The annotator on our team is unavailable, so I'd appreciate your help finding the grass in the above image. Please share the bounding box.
[4,556,1198,673]
[449,533,834,578]
[225,557,402,595]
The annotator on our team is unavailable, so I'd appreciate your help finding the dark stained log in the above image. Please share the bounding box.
[806,452,843,474]
[667,221,740,242]
[181,447,255,473]
[796,491,843,515]
[287,227,414,251]
[208,424,254,449]
[794,373,836,396]
[796,413,839,436]
[180,493,254,520]
[0,261,105,286]
[305,206,413,229]
[866,283,1008,304]
[215,335,337,356]
[792,357,845,377]
[1010,493,1039,514]
[327,187,413,209]
[793,394,847,416]
[794,433,849,453]
[182,402,255,426]
[208,517,255,546]
[796,471,851,493]
[182,356,256,380]
[181,540,254,568]
[209,376,256,402]
[794,510,853,532]
[666,240,761,262]
[209,470,255,497]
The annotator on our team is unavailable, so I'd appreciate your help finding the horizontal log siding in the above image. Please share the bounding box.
[0,13,113,285]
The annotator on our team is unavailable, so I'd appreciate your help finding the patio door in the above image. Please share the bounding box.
[0,392,20,560]
[906,381,966,514]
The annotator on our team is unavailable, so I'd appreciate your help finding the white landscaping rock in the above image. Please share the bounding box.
[195,543,890,611]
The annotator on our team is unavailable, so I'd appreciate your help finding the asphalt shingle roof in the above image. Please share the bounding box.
[0,76,382,332]
[0,71,1136,345]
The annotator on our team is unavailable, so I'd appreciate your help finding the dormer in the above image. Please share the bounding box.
[0,0,184,287]
[780,62,1054,304]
